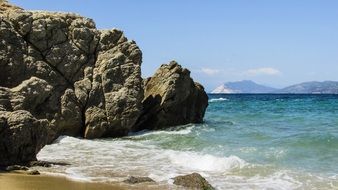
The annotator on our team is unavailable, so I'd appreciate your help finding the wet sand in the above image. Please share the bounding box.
[0,172,168,190]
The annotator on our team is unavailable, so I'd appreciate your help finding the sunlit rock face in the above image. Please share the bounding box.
[0,1,143,165]
[134,61,208,131]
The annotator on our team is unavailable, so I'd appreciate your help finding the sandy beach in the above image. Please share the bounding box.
[0,172,167,190]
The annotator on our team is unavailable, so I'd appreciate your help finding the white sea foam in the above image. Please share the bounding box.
[37,136,245,182]
[208,97,228,102]
[129,125,194,137]
[36,136,336,189]
[210,171,303,190]
[45,170,93,182]
[168,151,247,172]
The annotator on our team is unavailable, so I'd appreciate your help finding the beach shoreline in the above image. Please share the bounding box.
[0,172,166,190]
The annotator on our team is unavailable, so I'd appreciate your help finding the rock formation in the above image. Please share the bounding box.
[0,1,143,142]
[173,173,214,190]
[0,109,49,166]
[0,1,142,165]
[134,61,208,131]
[0,1,208,166]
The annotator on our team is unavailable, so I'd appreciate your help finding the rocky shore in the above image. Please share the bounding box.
[1,172,216,190]
[0,1,209,188]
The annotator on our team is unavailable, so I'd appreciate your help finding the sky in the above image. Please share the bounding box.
[11,0,338,91]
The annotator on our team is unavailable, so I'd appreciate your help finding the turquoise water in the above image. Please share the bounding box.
[37,94,338,189]
[206,94,338,174]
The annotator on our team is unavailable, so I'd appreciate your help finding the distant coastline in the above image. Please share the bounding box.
[211,80,338,94]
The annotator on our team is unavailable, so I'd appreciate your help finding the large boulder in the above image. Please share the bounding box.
[84,30,143,138]
[134,61,208,131]
[0,110,49,166]
[0,1,143,141]
[0,1,143,165]
[0,77,51,166]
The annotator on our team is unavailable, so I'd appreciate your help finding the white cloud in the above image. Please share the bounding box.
[195,67,281,78]
[200,68,220,76]
[244,67,281,76]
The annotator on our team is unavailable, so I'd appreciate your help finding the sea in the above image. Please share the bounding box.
[36,94,338,189]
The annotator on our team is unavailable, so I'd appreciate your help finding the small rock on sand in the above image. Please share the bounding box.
[123,176,155,184]
[173,173,214,190]
[27,170,40,175]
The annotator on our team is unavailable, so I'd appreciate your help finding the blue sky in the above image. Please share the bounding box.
[11,0,338,91]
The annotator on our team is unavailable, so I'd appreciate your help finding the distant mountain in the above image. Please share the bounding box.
[211,80,338,94]
[278,81,338,94]
[211,80,276,93]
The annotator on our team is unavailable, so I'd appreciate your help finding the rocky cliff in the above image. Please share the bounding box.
[134,61,208,131]
[0,2,208,166]
[0,1,143,141]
